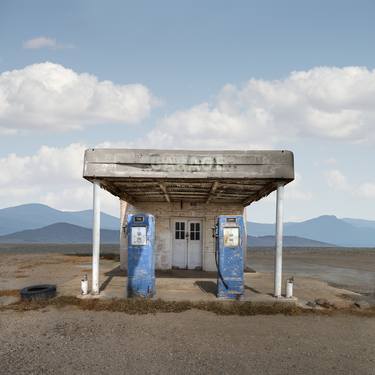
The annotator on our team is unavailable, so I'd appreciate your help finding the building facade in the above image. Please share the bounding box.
[120,200,245,271]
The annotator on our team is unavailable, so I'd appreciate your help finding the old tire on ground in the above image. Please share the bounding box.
[20,284,57,301]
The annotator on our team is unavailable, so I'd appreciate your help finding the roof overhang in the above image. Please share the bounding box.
[83,149,294,206]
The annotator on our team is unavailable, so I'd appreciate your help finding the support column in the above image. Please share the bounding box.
[243,206,248,271]
[92,180,101,295]
[274,183,284,297]
[119,199,128,271]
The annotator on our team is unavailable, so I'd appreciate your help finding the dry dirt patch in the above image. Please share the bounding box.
[1,295,375,317]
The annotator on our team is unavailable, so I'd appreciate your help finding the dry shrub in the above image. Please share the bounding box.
[1,293,374,317]
[0,289,20,297]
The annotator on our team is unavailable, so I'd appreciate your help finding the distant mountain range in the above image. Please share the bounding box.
[0,204,374,247]
[247,215,375,247]
[248,235,334,247]
[0,222,119,244]
[0,203,119,235]
[0,221,334,246]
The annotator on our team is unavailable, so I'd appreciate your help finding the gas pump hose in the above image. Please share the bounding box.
[215,246,229,290]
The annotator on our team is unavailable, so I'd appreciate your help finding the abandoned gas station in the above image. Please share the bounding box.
[83,149,294,299]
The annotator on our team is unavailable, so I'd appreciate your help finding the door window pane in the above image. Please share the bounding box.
[175,222,185,240]
[180,222,185,239]
[189,222,200,241]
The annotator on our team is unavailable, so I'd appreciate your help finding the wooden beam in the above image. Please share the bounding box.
[206,181,219,203]
[99,180,136,205]
[159,183,171,203]
[242,182,277,206]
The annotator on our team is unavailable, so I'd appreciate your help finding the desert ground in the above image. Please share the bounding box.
[1,309,375,374]
[0,246,375,374]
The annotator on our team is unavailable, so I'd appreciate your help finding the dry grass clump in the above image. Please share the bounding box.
[0,289,20,297]
[0,296,332,316]
[1,292,374,317]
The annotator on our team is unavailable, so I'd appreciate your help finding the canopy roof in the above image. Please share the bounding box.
[83,149,294,206]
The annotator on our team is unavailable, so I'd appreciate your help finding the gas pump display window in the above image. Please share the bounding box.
[223,227,239,247]
[131,226,147,246]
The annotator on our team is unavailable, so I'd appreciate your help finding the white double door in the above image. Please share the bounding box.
[172,219,202,269]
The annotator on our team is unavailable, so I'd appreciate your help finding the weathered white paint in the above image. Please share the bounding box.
[83,149,295,206]
[243,207,248,270]
[286,279,293,298]
[92,180,101,295]
[119,199,128,271]
[172,218,203,269]
[274,183,284,297]
[81,275,88,295]
[119,200,243,271]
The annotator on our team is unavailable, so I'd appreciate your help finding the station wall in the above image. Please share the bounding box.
[119,200,246,271]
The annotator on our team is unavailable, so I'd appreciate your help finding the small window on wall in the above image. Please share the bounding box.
[190,222,200,241]
[175,222,185,240]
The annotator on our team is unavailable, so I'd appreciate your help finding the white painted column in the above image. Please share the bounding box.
[274,183,284,297]
[92,180,101,295]
[243,207,248,271]
[119,199,128,271]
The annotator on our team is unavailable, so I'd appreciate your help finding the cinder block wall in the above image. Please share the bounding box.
[119,200,245,271]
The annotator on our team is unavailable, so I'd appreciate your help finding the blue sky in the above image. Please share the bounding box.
[0,0,374,221]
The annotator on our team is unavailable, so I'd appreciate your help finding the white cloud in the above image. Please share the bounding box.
[325,169,350,191]
[325,168,375,200]
[0,62,158,133]
[325,158,337,166]
[23,36,74,50]
[0,141,155,217]
[0,143,120,216]
[286,173,313,201]
[357,182,375,198]
[143,66,375,149]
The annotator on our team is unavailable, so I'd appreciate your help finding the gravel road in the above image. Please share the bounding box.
[1,307,374,375]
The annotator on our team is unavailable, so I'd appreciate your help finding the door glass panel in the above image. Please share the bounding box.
[189,222,200,241]
[190,223,195,240]
[195,229,200,241]
[175,222,185,240]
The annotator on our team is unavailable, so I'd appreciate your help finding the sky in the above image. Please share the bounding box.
[0,0,374,222]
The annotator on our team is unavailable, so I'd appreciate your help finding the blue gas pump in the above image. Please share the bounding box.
[215,215,245,299]
[127,213,155,298]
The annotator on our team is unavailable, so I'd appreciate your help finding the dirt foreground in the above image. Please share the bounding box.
[1,250,375,374]
[1,307,375,375]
